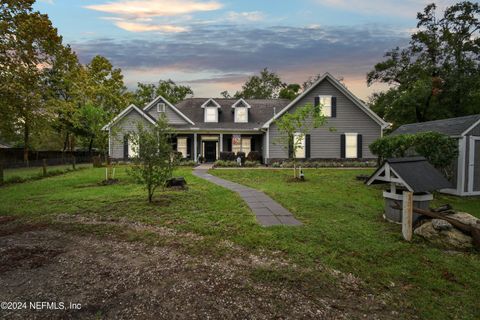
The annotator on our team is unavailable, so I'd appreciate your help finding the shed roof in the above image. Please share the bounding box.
[391,114,480,137]
[366,157,453,193]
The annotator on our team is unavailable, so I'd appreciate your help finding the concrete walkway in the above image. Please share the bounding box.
[193,167,302,227]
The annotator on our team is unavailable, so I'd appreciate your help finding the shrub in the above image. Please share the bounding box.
[214,160,240,167]
[236,152,246,164]
[179,160,196,166]
[244,161,259,167]
[198,156,205,163]
[246,151,262,162]
[220,151,236,161]
[370,131,458,177]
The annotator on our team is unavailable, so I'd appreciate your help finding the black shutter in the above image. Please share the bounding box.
[314,96,320,107]
[187,137,192,159]
[305,134,311,159]
[288,135,293,159]
[340,134,345,159]
[331,97,337,118]
[357,134,363,159]
[123,135,129,159]
[251,136,256,152]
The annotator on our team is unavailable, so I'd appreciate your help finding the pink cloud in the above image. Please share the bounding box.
[115,21,188,32]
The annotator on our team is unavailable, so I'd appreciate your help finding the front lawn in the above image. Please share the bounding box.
[211,169,480,320]
[0,167,479,319]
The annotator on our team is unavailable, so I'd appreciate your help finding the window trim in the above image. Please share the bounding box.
[345,132,358,159]
[157,102,166,113]
[204,106,218,123]
[294,132,306,159]
[177,137,188,158]
[318,95,332,117]
[234,106,248,123]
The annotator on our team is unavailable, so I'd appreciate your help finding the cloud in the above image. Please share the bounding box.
[226,11,264,22]
[114,21,188,32]
[317,0,455,18]
[85,0,222,18]
[39,0,54,3]
[71,24,409,99]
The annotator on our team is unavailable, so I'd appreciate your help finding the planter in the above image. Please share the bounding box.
[383,190,432,224]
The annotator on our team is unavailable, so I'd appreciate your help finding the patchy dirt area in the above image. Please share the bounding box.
[0,216,401,319]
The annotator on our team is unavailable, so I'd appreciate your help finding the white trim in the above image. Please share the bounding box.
[366,163,415,192]
[108,128,111,156]
[219,134,223,152]
[231,98,252,109]
[193,133,198,163]
[318,95,332,117]
[262,73,388,129]
[457,137,467,194]
[468,136,480,193]
[200,98,221,109]
[344,132,358,159]
[143,95,195,125]
[266,128,270,161]
[461,118,480,136]
[102,104,156,130]
[204,106,219,123]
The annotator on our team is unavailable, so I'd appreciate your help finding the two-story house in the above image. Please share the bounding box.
[103,73,388,163]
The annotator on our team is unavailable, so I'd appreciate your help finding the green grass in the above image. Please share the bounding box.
[0,167,479,319]
[4,163,92,182]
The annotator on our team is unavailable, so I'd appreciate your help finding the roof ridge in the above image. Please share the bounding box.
[400,114,480,127]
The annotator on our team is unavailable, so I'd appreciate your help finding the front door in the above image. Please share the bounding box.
[204,141,217,162]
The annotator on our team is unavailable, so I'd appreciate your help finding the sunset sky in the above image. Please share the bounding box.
[35,0,456,100]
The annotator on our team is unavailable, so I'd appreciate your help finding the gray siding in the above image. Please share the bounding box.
[268,78,382,159]
[145,99,188,125]
[109,109,152,159]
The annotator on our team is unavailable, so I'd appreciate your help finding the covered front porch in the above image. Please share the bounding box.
[173,132,264,163]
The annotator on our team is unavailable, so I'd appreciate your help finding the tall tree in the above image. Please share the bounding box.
[132,79,193,107]
[0,0,64,161]
[368,1,480,128]
[235,68,286,99]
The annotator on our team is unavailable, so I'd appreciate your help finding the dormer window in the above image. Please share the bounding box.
[319,95,331,117]
[232,98,251,123]
[157,102,165,112]
[205,107,218,122]
[202,98,221,123]
[235,107,247,123]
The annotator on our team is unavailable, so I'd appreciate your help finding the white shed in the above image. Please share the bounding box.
[392,115,480,196]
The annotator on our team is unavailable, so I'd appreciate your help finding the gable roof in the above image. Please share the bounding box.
[102,104,156,131]
[366,157,452,193]
[391,114,480,137]
[173,98,290,130]
[143,95,195,125]
[262,72,388,129]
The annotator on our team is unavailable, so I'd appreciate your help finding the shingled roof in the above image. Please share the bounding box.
[391,114,480,137]
[173,98,291,130]
[366,157,453,193]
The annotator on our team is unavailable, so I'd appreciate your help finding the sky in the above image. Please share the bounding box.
[35,0,457,100]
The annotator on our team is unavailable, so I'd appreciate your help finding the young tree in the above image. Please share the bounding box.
[127,116,177,202]
[274,103,326,178]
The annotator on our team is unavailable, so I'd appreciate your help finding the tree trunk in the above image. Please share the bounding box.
[88,137,94,154]
[23,122,29,164]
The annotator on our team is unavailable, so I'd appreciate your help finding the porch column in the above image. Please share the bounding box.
[219,134,223,153]
[194,133,198,163]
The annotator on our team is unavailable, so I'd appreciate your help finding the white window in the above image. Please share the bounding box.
[319,95,332,117]
[157,102,166,112]
[235,107,248,123]
[241,137,251,154]
[128,139,139,158]
[294,132,305,158]
[205,107,218,122]
[177,137,187,158]
[345,133,358,158]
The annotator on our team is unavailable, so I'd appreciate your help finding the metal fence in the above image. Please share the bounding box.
[0,149,97,169]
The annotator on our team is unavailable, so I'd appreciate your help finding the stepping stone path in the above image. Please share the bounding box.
[193,166,302,227]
